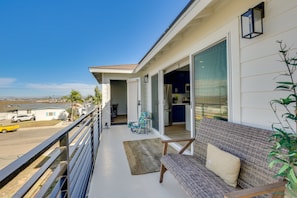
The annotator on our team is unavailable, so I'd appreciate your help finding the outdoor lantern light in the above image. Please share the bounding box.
[144,74,149,83]
[241,2,264,39]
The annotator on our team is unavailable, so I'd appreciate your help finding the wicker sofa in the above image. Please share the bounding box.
[159,118,285,198]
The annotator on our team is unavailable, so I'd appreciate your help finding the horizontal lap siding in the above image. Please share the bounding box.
[240,1,297,128]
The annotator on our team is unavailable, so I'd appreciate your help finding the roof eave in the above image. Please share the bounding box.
[89,64,137,75]
[89,68,134,74]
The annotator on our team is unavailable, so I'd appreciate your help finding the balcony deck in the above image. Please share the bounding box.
[88,125,188,198]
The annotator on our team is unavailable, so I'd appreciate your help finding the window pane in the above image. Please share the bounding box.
[194,40,227,123]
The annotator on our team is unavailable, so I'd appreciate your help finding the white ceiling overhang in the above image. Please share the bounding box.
[89,67,134,74]
[89,64,137,83]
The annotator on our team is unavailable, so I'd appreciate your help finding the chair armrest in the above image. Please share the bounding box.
[161,138,195,155]
[224,181,286,198]
[161,138,195,143]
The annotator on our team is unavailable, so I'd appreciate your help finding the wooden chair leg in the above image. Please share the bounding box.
[159,164,167,183]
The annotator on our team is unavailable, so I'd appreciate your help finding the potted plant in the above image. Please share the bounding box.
[269,41,297,197]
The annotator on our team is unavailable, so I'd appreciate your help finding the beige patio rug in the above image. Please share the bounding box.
[123,138,176,175]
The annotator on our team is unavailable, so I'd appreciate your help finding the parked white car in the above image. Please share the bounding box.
[81,108,87,115]
[11,115,35,122]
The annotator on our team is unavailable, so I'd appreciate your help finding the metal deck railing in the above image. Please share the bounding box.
[0,107,102,197]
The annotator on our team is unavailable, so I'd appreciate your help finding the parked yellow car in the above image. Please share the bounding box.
[0,124,20,133]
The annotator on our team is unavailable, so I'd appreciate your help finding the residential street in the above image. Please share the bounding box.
[0,125,67,169]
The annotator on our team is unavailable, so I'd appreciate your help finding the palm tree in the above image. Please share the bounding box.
[94,86,102,105]
[84,86,102,105]
[85,95,94,103]
[64,90,84,121]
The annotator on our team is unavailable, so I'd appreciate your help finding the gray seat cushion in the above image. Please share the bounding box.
[161,153,240,198]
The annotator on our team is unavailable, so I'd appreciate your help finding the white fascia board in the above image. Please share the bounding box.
[135,0,214,73]
[89,67,134,74]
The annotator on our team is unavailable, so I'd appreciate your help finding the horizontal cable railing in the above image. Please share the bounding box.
[0,106,102,197]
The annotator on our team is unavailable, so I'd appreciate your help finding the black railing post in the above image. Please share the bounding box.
[60,133,69,197]
[0,107,100,197]
[90,111,95,168]
[98,106,101,135]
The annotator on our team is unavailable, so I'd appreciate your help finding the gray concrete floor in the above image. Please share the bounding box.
[88,125,188,198]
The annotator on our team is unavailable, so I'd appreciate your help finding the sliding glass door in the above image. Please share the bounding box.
[194,40,228,125]
[151,73,159,131]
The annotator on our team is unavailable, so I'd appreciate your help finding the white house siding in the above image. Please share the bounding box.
[142,0,246,125]
[0,113,7,120]
[240,0,297,128]
[12,108,67,121]
[101,74,111,126]
[0,112,15,120]
[32,109,67,121]
[140,77,149,112]
[137,0,297,130]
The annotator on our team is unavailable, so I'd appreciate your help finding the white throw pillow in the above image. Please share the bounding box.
[206,143,241,187]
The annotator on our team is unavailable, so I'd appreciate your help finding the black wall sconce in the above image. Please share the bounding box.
[144,74,149,83]
[241,2,264,39]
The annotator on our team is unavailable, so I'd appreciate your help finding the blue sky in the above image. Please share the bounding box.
[0,0,189,98]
